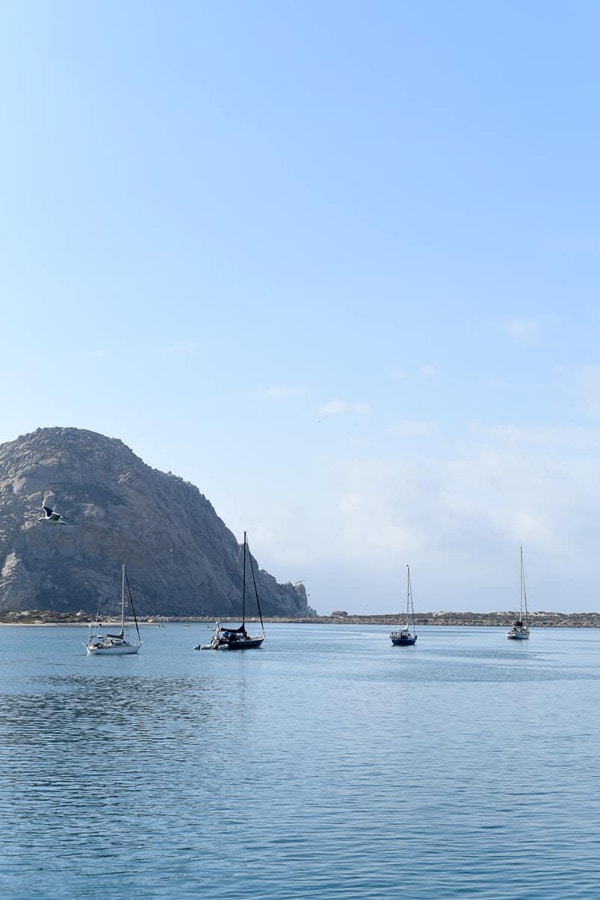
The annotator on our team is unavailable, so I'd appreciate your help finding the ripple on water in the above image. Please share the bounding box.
[1,625,600,898]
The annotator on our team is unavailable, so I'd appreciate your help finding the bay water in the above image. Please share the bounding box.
[1,623,599,898]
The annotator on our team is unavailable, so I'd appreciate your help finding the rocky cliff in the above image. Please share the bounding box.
[0,428,314,618]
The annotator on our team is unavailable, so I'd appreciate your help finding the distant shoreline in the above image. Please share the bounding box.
[2,611,600,628]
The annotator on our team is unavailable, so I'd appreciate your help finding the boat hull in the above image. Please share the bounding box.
[506,631,529,640]
[390,632,417,646]
[225,636,265,650]
[195,633,265,650]
[86,642,141,655]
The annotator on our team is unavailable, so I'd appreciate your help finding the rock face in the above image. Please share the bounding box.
[0,428,315,618]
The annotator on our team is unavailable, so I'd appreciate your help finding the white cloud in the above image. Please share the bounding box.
[468,421,600,449]
[187,404,600,615]
[573,365,600,417]
[329,446,597,604]
[340,492,360,514]
[319,399,371,415]
[503,318,540,344]
[393,419,437,437]
[161,341,202,356]
[389,363,437,381]
[242,419,600,614]
[245,386,306,400]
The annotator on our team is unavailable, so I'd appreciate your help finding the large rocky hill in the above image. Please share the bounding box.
[0,428,314,618]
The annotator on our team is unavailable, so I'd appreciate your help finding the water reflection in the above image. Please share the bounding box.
[0,676,210,742]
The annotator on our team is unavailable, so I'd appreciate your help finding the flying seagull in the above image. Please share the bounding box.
[41,505,68,525]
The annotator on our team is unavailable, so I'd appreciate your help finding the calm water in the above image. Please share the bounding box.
[1,623,600,899]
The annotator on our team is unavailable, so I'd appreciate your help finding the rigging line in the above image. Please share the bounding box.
[124,568,142,642]
[247,542,265,635]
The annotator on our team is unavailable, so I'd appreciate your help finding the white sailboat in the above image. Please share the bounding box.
[85,564,142,655]
[390,565,418,646]
[506,547,530,640]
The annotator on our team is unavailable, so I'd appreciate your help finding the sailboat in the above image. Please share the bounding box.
[85,564,142,655]
[506,546,530,640]
[390,565,418,646]
[195,531,265,650]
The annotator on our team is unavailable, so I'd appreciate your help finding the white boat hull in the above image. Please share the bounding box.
[86,641,141,655]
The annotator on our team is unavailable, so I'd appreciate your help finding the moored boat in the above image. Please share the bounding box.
[390,565,418,647]
[506,547,530,640]
[195,531,265,650]
[85,564,142,655]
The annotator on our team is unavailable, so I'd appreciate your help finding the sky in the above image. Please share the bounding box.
[1,0,600,614]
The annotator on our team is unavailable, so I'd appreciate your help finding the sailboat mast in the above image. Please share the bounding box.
[520,546,528,619]
[242,531,247,628]
[121,563,126,636]
[407,565,416,631]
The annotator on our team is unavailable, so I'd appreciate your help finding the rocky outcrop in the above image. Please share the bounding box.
[0,427,315,618]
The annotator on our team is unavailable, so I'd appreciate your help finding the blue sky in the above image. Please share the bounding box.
[2,0,600,613]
